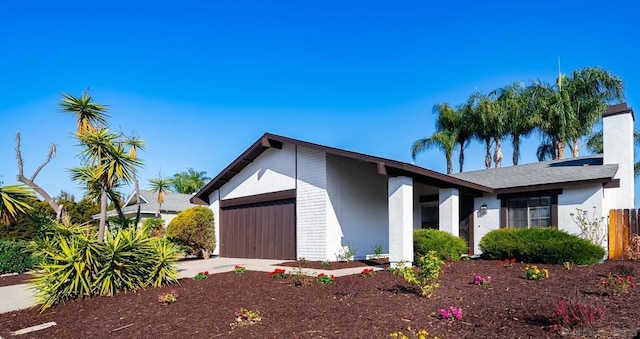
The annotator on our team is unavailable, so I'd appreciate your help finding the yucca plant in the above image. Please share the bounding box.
[31,226,102,311]
[31,222,180,311]
[93,228,155,296]
[147,238,180,287]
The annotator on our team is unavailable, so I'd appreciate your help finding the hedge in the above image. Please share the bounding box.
[479,228,605,265]
[414,229,468,262]
[0,240,35,274]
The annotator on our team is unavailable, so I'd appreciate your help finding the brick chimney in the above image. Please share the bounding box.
[603,103,635,209]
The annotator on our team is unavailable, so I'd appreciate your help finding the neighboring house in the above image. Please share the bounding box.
[97,190,197,227]
[192,104,634,264]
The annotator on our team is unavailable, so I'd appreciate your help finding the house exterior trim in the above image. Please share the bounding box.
[220,189,297,208]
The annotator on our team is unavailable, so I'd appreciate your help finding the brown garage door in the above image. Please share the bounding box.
[220,198,296,260]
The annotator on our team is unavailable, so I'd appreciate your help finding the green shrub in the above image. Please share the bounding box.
[480,228,605,265]
[166,206,215,258]
[142,217,165,237]
[32,223,179,311]
[413,229,467,262]
[0,240,35,274]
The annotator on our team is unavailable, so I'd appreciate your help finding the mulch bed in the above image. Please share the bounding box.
[278,259,389,270]
[1,259,639,338]
[0,273,32,287]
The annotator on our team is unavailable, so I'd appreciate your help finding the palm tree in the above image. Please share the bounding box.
[60,91,110,134]
[411,130,457,175]
[123,133,146,221]
[432,103,473,173]
[149,176,173,217]
[171,168,210,194]
[498,82,539,165]
[0,183,34,225]
[71,128,140,241]
[529,80,576,160]
[465,93,493,169]
[564,67,624,157]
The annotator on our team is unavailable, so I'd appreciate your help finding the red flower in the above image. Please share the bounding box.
[204,271,209,275]
[317,273,325,278]
[497,260,502,266]
[510,258,516,263]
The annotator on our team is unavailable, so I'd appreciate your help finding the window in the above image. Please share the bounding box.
[506,196,551,228]
[498,190,560,229]
[420,202,438,229]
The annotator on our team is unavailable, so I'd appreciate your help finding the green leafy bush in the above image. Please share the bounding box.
[413,229,467,262]
[32,223,179,310]
[480,228,605,265]
[0,240,35,274]
[165,206,215,258]
[142,217,165,237]
[393,250,444,297]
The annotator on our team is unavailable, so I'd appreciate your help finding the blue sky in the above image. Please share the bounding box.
[1,1,639,205]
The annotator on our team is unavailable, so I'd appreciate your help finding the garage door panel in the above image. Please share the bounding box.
[220,199,295,260]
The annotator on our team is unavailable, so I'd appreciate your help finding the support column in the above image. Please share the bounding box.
[439,188,459,237]
[388,176,413,267]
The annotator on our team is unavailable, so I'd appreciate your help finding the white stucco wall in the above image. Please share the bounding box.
[388,176,414,265]
[296,146,328,260]
[219,143,296,200]
[326,156,389,260]
[439,188,459,237]
[558,184,605,246]
[472,194,501,255]
[208,190,221,256]
[603,112,635,210]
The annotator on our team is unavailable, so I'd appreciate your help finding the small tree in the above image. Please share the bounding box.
[165,206,215,258]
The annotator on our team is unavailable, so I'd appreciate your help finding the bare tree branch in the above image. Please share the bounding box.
[31,144,57,181]
[15,131,67,224]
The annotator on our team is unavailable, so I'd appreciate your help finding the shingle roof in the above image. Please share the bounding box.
[450,155,618,191]
[103,190,197,217]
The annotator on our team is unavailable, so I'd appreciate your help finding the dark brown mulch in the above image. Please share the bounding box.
[278,259,389,270]
[1,260,640,338]
[0,273,32,287]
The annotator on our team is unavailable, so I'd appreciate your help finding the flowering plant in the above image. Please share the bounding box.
[523,265,549,280]
[438,306,463,320]
[193,271,209,280]
[233,265,247,275]
[497,258,516,268]
[298,257,310,264]
[473,274,492,287]
[321,260,330,266]
[316,273,335,284]
[158,290,178,304]
[269,268,287,279]
[361,268,375,277]
[230,308,262,328]
[390,326,432,338]
[601,273,636,296]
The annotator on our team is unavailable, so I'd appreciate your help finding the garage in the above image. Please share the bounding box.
[219,191,296,260]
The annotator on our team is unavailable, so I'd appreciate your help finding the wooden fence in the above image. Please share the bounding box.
[608,209,640,259]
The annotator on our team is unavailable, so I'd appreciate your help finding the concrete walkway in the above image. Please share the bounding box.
[0,257,383,314]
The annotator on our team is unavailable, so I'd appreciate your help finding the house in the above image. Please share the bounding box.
[98,190,198,226]
[191,103,634,264]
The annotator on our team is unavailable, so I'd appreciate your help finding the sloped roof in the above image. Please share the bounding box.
[102,190,197,217]
[451,155,618,193]
[192,133,494,204]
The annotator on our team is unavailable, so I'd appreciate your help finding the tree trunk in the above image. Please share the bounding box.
[446,153,453,175]
[512,134,520,166]
[484,139,492,169]
[98,188,108,242]
[557,141,566,159]
[493,137,503,168]
[571,138,579,157]
[458,141,465,173]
